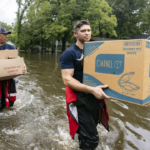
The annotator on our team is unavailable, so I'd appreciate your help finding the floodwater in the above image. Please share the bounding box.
[0,52,150,150]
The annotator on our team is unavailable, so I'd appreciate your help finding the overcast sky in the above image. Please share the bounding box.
[0,0,18,25]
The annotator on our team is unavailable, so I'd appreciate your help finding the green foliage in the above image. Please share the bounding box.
[16,0,33,47]
[3,0,150,50]
[0,22,12,31]
[84,0,117,37]
[140,4,150,34]
[106,0,150,39]
[15,0,117,51]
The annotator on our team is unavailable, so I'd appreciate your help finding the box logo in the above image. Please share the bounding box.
[146,41,150,49]
[118,72,140,93]
[95,54,124,75]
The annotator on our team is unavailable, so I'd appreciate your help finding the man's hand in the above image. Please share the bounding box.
[22,64,27,74]
[91,85,110,100]
[61,69,110,100]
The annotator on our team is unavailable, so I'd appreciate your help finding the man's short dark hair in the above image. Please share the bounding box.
[74,20,90,33]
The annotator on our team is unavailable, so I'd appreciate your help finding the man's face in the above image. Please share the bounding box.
[74,25,91,43]
[0,33,8,43]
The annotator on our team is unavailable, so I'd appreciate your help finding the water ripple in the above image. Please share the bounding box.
[111,99,129,109]
[112,108,125,117]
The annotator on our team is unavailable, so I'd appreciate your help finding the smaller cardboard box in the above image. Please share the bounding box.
[83,39,150,106]
[0,50,25,80]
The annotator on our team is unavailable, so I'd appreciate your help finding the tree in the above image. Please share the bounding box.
[140,4,150,34]
[34,0,117,51]
[84,0,117,38]
[16,0,32,45]
[17,0,117,52]
[106,0,150,39]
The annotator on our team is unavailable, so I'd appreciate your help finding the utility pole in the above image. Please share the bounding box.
[55,40,58,70]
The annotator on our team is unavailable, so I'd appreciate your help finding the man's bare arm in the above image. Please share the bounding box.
[61,69,110,99]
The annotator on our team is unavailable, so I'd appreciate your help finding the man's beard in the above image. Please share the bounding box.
[78,38,90,43]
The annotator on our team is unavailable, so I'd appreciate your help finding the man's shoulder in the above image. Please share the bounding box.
[60,45,77,63]
[65,45,76,52]
[5,43,15,50]
[61,45,76,56]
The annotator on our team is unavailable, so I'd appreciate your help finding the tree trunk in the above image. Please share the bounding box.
[98,20,102,37]
[62,33,67,52]
[41,32,44,53]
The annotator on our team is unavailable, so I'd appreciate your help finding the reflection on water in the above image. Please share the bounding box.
[0,52,150,150]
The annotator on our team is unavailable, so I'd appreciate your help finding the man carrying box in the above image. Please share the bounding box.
[60,20,110,150]
[0,27,26,112]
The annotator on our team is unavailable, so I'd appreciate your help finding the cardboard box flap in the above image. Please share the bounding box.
[0,50,18,59]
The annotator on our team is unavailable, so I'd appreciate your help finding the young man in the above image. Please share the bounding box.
[0,27,26,111]
[60,20,110,150]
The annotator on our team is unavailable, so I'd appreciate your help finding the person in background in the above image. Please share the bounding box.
[0,27,26,112]
[60,20,110,150]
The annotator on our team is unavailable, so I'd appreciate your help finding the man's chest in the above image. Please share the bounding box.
[73,51,83,70]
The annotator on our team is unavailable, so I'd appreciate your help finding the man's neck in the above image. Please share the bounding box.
[76,41,84,50]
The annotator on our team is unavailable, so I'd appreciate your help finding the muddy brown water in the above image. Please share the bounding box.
[0,52,150,150]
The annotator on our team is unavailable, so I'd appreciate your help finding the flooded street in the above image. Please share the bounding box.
[0,52,150,150]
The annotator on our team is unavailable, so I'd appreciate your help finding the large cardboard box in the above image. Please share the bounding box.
[83,39,150,106]
[0,50,25,80]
